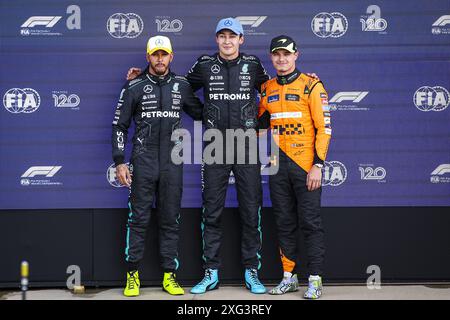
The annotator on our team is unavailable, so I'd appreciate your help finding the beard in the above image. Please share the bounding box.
[150,63,167,75]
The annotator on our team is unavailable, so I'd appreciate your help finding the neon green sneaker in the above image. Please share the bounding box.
[163,272,185,295]
[123,270,140,297]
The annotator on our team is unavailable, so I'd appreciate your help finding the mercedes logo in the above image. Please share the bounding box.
[143,85,153,93]
[211,64,220,74]
[155,39,164,46]
[224,19,232,26]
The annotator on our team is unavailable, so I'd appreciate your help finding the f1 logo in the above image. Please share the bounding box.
[21,16,62,28]
[235,16,267,28]
[21,166,62,178]
[329,92,369,103]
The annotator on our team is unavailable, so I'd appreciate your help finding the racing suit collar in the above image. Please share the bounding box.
[145,66,173,84]
[276,68,301,85]
[216,52,242,67]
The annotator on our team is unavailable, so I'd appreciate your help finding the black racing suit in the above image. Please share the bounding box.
[112,68,203,272]
[270,149,325,276]
[186,53,270,270]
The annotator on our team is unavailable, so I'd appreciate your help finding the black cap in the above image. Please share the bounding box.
[270,35,297,53]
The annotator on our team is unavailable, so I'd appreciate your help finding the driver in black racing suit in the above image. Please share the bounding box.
[186,18,270,294]
[114,35,203,297]
[126,18,270,294]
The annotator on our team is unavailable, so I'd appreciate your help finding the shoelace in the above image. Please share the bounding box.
[167,273,180,288]
[198,269,212,286]
[127,271,138,289]
[279,278,292,287]
[272,281,289,292]
[248,269,261,285]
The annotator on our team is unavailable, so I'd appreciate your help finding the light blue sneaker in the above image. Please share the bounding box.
[244,268,266,294]
[190,269,219,294]
[303,275,323,299]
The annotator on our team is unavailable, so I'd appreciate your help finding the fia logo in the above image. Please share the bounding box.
[3,88,40,113]
[413,86,449,112]
[322,161,347,186]
[311,12,348,38]
[107,163,132,188]
[107,13,144,38]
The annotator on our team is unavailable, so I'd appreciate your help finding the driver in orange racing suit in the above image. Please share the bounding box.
[258,35,331,299]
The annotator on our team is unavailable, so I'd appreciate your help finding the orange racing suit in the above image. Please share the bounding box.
[258,69,331,276]
[258,70,331,171]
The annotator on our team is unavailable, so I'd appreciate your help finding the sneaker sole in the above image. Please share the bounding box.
[245,282,266,294]
[303,292,322,299]
[162,288,185,295]
[268,288,299,295]
[124,293,140,297]
[190,283,220,294]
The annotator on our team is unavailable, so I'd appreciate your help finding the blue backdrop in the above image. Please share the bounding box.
[1,0,449,209]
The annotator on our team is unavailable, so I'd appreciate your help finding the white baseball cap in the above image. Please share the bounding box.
[146,35,173,55]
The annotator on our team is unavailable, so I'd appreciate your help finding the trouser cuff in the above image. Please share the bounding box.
[127,262,139,272]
